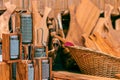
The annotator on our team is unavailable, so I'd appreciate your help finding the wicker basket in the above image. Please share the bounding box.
[67,46,120,78]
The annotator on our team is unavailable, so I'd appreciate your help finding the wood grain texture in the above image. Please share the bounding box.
[32,0,51,46]
[0,1,16,39]
[53,71,118,80]
[0,62,11,80]
[82,33,98,50]
[115,19,120,30]
[66,4,83,46]
[76,0,100,35]
[16,60,31,80]
[32,0,43,46]
[111,0,119,16]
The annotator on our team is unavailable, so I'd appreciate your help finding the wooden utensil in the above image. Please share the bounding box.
[57,13,65,38]
[76,0,100,35]
[112,0,119,16]
[0,1,16,39]
[32,0,51,46]
[32,0,42,46]
[66,4,83,46]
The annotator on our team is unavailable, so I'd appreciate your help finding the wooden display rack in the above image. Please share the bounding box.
[2,33,22,63]
[34,57,52,80]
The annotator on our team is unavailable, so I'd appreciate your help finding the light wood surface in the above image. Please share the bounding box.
[76,0,100,35]
[66,4,83,46]
[0,1,16,39]
[53,71,118,80]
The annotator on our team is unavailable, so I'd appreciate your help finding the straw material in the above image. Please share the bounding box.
[67,46,120,78]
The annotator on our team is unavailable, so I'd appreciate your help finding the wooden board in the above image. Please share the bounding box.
[76,0,100,35]
[53,71,118,80]
[82,33,98,50]
[90,32,120,57]
[0,1,16,39]
[32,0,43,46]
[32,0,51,46]
[0,62,11,80]
[66,4,83,46]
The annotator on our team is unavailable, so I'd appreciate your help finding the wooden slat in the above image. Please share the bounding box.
[53,71,118,80]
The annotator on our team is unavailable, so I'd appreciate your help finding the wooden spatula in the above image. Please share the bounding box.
[0,1,16,39]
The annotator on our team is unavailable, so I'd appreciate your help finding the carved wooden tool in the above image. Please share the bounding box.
[0,2,16,39]
[32,0,42,45]
[32,0,51,46]
[90,4,120,57]
[76,0,100,35]
[66,4,83,46]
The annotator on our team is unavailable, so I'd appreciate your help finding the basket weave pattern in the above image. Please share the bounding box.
[68,46,120,78]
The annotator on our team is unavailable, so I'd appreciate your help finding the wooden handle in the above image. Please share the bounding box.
[41,7,51,46]
[57,13,65,38]
[112,0,119,16]
[99,0,105,12]
[105,4,113,18]
[32,0,42,46]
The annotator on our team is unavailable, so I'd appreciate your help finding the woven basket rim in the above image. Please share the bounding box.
[67,46,120,60]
